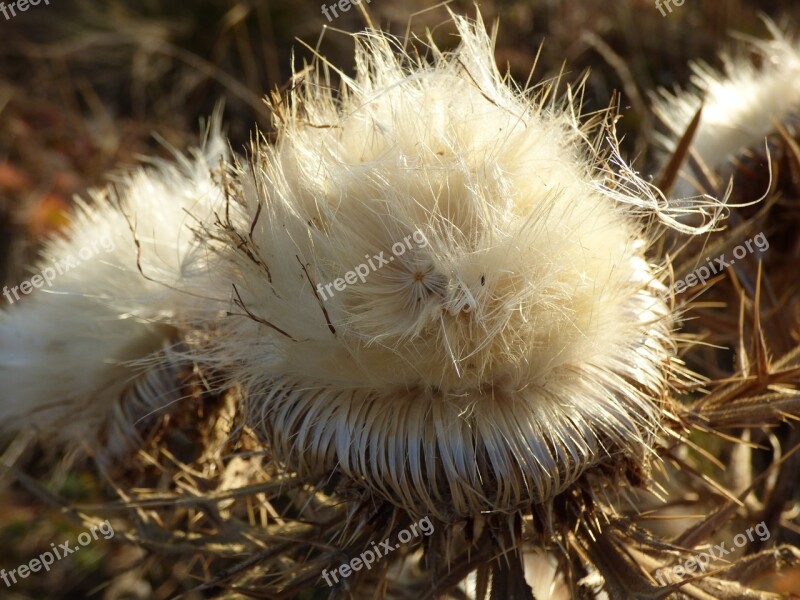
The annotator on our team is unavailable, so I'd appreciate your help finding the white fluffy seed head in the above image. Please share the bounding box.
[195,15,688,519]
[0,122,228,456]
[652,20,800,196]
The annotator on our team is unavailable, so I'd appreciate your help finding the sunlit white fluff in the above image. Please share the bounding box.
[0,14,720,523]
[653,21,800,196]
[189,15,701,520]
[0,125,228,458]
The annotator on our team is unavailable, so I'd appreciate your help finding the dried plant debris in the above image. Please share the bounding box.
[1,8,800,600]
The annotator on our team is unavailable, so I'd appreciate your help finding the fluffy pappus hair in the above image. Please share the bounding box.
[652,19,800,197]
[191,14,705,521]
[0,120,228,459]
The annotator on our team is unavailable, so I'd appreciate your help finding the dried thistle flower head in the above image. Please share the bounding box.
[0,125,228,458]
[13,10,800,600]
[194,15,711,521]
[0,13,721,530]
[652,19,800,196]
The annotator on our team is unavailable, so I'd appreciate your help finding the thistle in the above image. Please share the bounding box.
[0,121,229,460]
[3,11,800,600]
[652,19,800,198]
[190,15,710,527]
